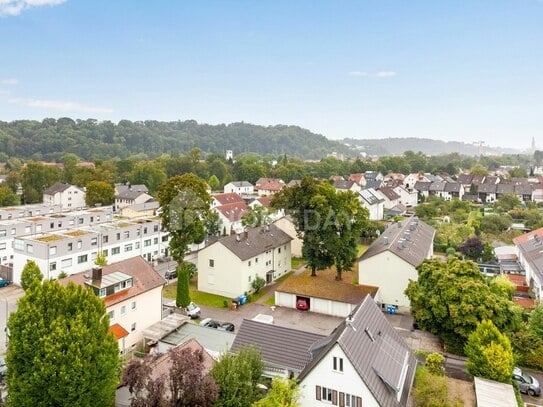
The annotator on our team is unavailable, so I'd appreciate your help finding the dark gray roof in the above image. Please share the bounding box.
[457,173,473,184]
[472,175,485,185]
[333,180,356,190]
[365,179,383,190]
[359,216,435,267]
[43,182,73,195]
[514,184,533,195]
[115,184,149,194]
[413,181,431,192]
[213,224,292,261]
[378,187,400,201]
[478,183,497,193]
[511,177,529,185]
[444,182,461,193]
[429,181,446,192]
[298,296,417,407]
[228,181,253,188]
[116,189,150,200]
[364,171,381,180]
[483,176,499,184]
[359,188,384,205]
[231,319,325,373]
[496,183,515,194]
[517,239,543,283]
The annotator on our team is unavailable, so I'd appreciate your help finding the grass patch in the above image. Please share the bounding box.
[249,289,267,303]
[264,296,275,305]
[291,257,305,269]
[163,279,232,308]
[357,244,369,257]
[276,271,293,283]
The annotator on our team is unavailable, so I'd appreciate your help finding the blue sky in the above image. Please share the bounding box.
[1,0,542,149]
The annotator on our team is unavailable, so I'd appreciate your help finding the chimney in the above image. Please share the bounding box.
[91,267,102,282]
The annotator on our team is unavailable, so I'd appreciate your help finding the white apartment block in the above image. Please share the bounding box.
[0,203,62,221]
[12,216,169,285]
[0,207,114,266]
[43,182,86,210]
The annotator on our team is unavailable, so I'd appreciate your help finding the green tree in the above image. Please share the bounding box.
[129,162,167,195]
[242,205,271,228]
[208,174,221,191]
[0,184,19,207]
[94,251,108,267]
[529,305,543,338]
[405,258,522,353]
[204,210,222,237]
[253,378,300,407]
[176,262,191,308]
[19,260,43,291]
[494,193,522,213]
[211,346,264,407]
[508,167,528,178]
[6,280,120,406]
[21,161,61,204]
[251,276,266,294]
[425,353,445,376]
[157,174,211,263]
[412,366,448,407]
[465,320,514,383]
[470,164,489,176]
[85,180,115,207]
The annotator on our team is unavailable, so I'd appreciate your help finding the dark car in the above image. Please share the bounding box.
[164,269,177,280]
[0,279,10,288]
[296,297,309,311]
[200,318,235,332]
[217,322,235,332]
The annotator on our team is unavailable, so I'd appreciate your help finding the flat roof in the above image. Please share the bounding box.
[160,322,235,354]
[474,377,517,407]
[142,314,190,341]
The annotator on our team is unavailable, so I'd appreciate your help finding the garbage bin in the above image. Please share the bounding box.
[386,305,396,315]
[238,294,247,305]
[231,302,238,311]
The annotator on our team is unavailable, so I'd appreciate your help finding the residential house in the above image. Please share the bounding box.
[496,183,515,199]
[443,182,463,200]
[223,181,254,195]
[358,216,435,312]
[12,217,168,284]
[273,215,302,258]
[287,179,301,188]
[514,228,543,301]
[297,295,417,407]
[413,181,430,200]
[428,181,447,199]
[533,186,543,203]
[115,185,153,211]
[257,180,285,196]
[348,173,366,187]
[359,189,384,220]
[477,183,497,203]
[377,187,400,210]
[393,185,418,208]
[249,196,284,222]
[120,200,159,218]
[255,178,285,191]
[214,201,250,234]
[333,180,361,194]
[232,319,325,378]
[456,173,474,194]
[403,173,432,191]
[364,171,384,182]
[43,182,86,210]
[197,224,292,298]
[0,203,62,221]
[60,257,165,354]
[383,173,405,188]
[514,184,533,202]
[211,192,244,209]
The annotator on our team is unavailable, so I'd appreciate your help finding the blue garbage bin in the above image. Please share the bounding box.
[238,294,247,305]
[386,305,396,315]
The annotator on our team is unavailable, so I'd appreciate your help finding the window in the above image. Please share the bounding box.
[77,240,82,249]
[248,275,251,282]
[108,310,114,319]
[116,233,121,240]
[58,222,62,228]
[278,247,281,254]
[154,225,159,232]
[153,237,158,245]
[0,243,5,250]
[103,235,109,244]
[131,301,136,310]
[90,216,93,222]
[102,249,108,256]
[135,241,140,249]
[209,259,215,267]
[96,216,100,222]
[77,254,88,264]
[91,238,97,246]
[136,228,141,237]
[10,228,15,235]
[124,244,133,252]
[78,218,84,224]
[25,226,31,233]
[121,305,126,315]
[161,235,168,242]
[50,222,54,229]
[14,239,24,251]
[91,252,97,261]
[143,227,148,234]
[255,257,258,263]
[68,242,73,251]
[50,262,57,271]
[321,387,332,402]
[333,357,344,372]
[49,246,57,255]
[248,261,251,267]
[112,246,120,255]
[69,219,74,226]
[123,231,129,239]
[345,393,357,407]
[131,323,136,332]
[144,239,151,247]
[26,244,33,253]
[36,224,42,232]
[61,258,72,268]
[99,288,106,298]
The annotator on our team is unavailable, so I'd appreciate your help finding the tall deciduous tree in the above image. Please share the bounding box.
[253,378,300,407]
[129,162,167,195]
[21,161,61,204]
[157,174,211,263]
[85,180,115,207]
[19,260,43,291]
[176,262,191,308]
[241,205,271,229]
[6,280,120,406]
[211,346,264,407]
[465,320,514,383]
[122,346,219,407]
[0,184,19,207]
[204,211,222,237]
[405,258,522,352]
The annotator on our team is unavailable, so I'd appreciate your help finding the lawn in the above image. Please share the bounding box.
[291,257,305,270]
[358,244,369,257]
[163,279,232,308]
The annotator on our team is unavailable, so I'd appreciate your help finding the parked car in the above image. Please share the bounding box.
[200,318,235,332]
[0,279,10,288]
[164,269,177,280]
[513,367,541,397]
[296,297,309,311]
[184,302,201,319]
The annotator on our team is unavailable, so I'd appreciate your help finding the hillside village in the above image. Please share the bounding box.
[1,157,543,407]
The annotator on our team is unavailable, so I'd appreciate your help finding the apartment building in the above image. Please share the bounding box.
[0,203,62,221]
[12,216,169,285]
[0,207,114,266]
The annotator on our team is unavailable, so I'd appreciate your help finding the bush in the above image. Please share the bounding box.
[412,366,448,407]
[426,353,445,376]
[445,247,456,257]
[251,276,266,293]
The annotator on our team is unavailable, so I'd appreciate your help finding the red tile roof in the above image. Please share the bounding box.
[109,323,129,339]
[215,201,249,221]
[212,192,244,205]
[512,227,543,245]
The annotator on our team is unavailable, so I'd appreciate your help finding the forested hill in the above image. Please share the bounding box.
[343,137,518,156]
[0,119,353,161]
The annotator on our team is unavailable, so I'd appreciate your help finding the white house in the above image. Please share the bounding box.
[513,229,543,301]
[297,295,417,407]
[197,224,292,298]
[223,181,254,195]
[211,192,245,209]
[358,216,435,312]
[393,185,418,208]
[43,182,86,210]
[115,185,153,211]
[333,180,361,194]
[358,189,384,220]
[273,215,302,258]
[214,201,250,234]
[376,187,400,210]
[248,196,284,223]
[60,257,165,354]
[403,173,430,191]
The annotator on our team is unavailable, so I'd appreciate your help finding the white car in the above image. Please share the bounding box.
[185,302,201,319]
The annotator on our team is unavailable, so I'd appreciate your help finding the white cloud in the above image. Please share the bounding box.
[0,89,9,95]
[0,0,67,16]
[9,97,113,113]
[375,71,397,78]
[1,78,18,85]
[348,71,367,77]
